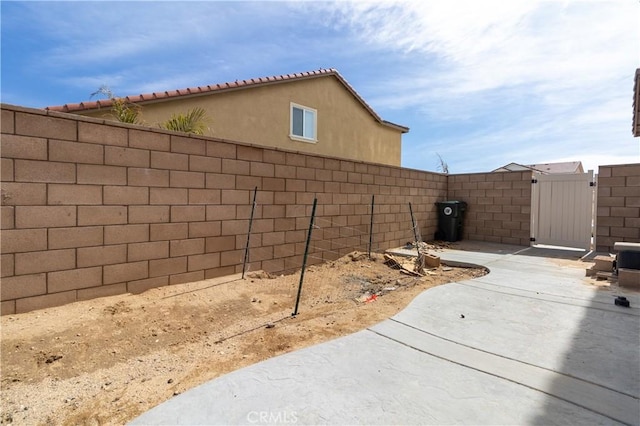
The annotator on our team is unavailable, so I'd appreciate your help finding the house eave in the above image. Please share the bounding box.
[45,69,410,134]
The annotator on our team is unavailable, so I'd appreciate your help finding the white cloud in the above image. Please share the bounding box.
[318,0,639,171]
[328,1,637,103]
[20,2,295,69]
[4,0,638,173]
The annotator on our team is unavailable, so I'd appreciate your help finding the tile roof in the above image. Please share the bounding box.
[46,68,409,133]
[633,68,640,137]
[527,161,584,174]
[493,161,584,174]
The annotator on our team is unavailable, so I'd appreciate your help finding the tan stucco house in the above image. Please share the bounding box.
[46,69,408,166]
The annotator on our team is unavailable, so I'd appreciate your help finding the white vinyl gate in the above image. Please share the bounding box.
[530,171,596,250]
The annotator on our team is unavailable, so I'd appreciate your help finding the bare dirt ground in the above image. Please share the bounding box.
[1,251,487,425]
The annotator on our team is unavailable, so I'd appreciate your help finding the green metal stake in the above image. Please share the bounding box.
[292,198,318,317]
[241,186,258,279]
[368,194,375,259]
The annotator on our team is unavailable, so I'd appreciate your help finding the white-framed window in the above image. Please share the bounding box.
[290,103,317,142]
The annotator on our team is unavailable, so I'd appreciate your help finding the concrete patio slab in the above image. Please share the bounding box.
[131,243,640,426]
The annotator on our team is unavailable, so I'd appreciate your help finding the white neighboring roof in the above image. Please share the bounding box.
[493,161,584,174]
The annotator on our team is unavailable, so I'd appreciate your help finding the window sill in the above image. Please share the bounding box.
[289,134,317,144]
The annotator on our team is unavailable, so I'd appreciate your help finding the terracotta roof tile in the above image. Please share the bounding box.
[45,68,408,133]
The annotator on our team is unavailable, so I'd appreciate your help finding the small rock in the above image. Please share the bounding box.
[460,314,465,319]
[265,323,275,329]
[167,379,173,384]
[173,391,180,396]
[45,355,63,364]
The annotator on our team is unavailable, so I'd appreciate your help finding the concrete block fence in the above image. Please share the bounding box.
[596,163,640,253]
[0,104,546,314]
[447,172,533,246]
[0,104,442,314]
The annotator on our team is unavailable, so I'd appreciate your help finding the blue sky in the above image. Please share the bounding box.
[1,1,639,173]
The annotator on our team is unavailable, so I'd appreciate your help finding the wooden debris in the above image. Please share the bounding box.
[596,271,614,281]
[383,253,443,277]
[593,255,614,272]
[384,254,422,276]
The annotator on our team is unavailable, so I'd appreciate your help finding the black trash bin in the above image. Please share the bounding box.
[435,201,467,242]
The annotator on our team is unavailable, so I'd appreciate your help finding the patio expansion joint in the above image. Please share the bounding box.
[368,319,639,426]
[455,279,640,317]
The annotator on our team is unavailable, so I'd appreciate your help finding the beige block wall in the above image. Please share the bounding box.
[0,104,444,315]
[81,76,403,167]
[596,163,640,252]
[447,171,532,246]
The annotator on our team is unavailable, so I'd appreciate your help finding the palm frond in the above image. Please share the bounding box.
[436,153,449,174]
[90,86,141,124]
[111,97,141,124]
[160,107,208,135]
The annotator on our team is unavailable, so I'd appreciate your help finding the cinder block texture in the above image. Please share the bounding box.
[49,226,103,249]
[48,184,102,205]
[15,206,76,228]
[15,160,75,183]
[1,135,48,160]
[16,291,77,314]
[596,164,640,253]
[618,268,640,288]
[593,255,614,272]
[103,261,148,284]
[1,182,46,205]
[48,267,102,293]
[1,273,47,301]
[447,171,532,246]
[15,249,75,275]
[15,112,76,140]
[77,245,127,267]
[1,158,14,182]
[105,146,150,167]
[1,229,47,253]
[0,104,505,314]
[49,140,104,164]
